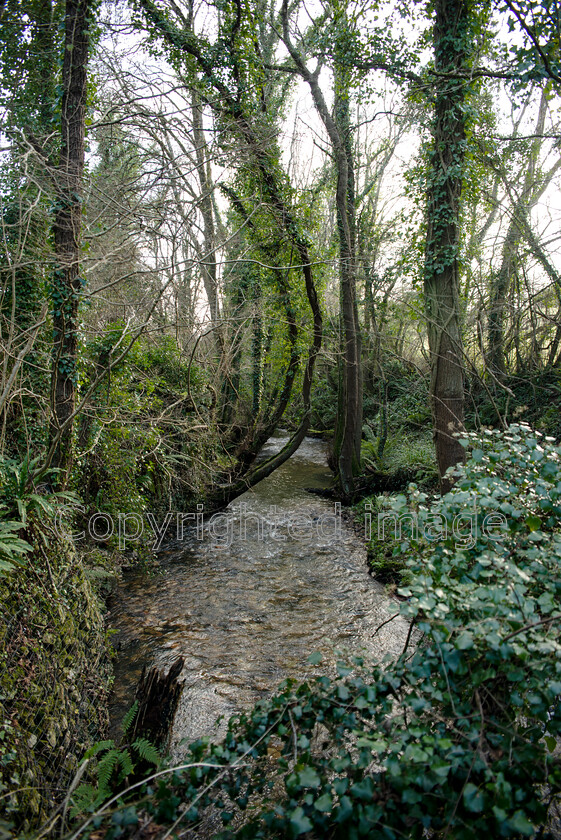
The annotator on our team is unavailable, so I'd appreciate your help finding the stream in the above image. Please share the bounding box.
[107,435,410,753]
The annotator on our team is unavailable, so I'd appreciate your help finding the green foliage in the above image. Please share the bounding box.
[71,423,561,839]
[467,369,561,438]
[353,495,410,585]
[0,509,32,577]
[0,456,78,525]
[308,368,338,431]
[70,702,161,817]
[75,331,211,524]
[498,0,561,85]
[361,426,438,490]
[0,456,81,577]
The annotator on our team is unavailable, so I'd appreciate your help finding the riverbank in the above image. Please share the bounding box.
[0,531,113,836]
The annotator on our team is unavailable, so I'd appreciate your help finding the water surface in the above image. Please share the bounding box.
[107,435,409,750]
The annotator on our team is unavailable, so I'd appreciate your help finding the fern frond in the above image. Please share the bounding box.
[121,700,139,737]
[132,738,161,767]
[84,739,115,759]
[68,783,98,817]
[116,748,134,782]
[97,749,120,795]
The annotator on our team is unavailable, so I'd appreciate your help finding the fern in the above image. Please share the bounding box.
[0,510,32,577]
[120,700,139,738]
[96,749,121,795]
[69,782,99,817]
[70,709,161,819]
[132,738,161,767]
[84,739,115,759]
[115,748,134,782]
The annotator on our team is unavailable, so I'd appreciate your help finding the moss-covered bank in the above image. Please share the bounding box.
[0,525,112,837]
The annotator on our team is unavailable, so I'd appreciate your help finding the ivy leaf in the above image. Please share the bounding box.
[307,651,323,665]
[314,792,332,812]
[544,735,557,752]
[289,806,313,835]
[463,783,484,812]
[526,515,542,532]
[506,810,535,835]
[456,631,474,650]
[297,766,321,789]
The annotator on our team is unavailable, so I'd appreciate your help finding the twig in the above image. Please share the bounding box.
[401,619,416,657]
[372,612,400,636]
[503,614,561,643]
[288,709,298,764]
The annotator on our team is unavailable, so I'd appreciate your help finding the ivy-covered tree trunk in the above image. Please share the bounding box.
[49,0,91,479]
[424,0,471,492]
[251,282,263,418]
[332,62,362,498]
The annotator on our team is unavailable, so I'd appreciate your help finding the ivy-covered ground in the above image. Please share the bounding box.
[63,424,561,839]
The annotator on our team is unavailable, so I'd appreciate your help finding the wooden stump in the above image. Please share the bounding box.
[133,657,184,749]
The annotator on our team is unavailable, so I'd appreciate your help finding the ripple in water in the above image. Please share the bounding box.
[107,435,409,752]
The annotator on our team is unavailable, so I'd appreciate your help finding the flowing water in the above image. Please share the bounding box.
[107,435,409,752]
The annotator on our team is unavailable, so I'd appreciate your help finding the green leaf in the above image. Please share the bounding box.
[463,783,484,812]
[132,738,161,766]
[456,631,474,650]
[526,515,542,532]
[506,810,535,835]
[121,701,139,736]
[297,766,321,789]
[307,651,323,665]
[314,792,332,812]
[289,806,313,835]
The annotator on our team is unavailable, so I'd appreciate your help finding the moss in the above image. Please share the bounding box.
[0,522,111,836]
[366,539,410,586]
[353,496,411,587]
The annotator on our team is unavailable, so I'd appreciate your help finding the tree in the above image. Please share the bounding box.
[423,0,480,490]
[485,85,561,377]
[0,0,62,456]
[137,0,323,506]
[49,0,94,480]
[279,0,363,498]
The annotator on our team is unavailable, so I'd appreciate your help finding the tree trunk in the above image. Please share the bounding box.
[333,68,362,497]
[251,283,263,417]
[487,87,550,380]
[280,3,362,497]
[487,224,517,378]
[487,85,558,378]
[424,0,471,492]
[191,93,222,348]
[49,0,90,480]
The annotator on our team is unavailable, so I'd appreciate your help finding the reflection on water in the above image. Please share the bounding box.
[107,436,409,751]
